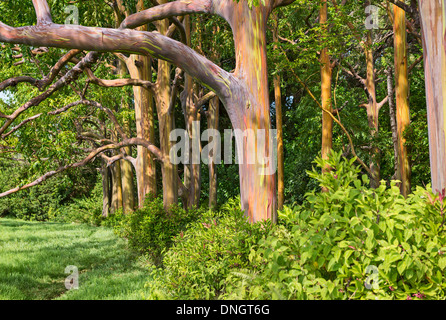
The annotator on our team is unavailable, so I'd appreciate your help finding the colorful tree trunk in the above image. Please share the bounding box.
[393,5,411,197]
[225,2,277,222]
[418,0,446,193]
[207,96,219,209]
[117,61,136,213]
[156,2,178,210]
[365,30,381,188]
[320,0,333,169]
[129,0,157,207]
[127,54,157,207]
[101,160,111,217]
[272,11,284,209]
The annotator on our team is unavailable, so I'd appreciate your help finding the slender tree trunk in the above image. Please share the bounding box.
[181,15,201,209]
[320,0,333,168]
[365,30,380,188]
[394,4,411,197]
[0,0,297,222]
[418,0,446,193]
[272,11,284,209]
[127,54,157,207]
[101,160,111,217]
[156,2,178,210]
[386,67,399,178]
[110,154,123,214]
[207,96,219,208]
[319,0,333,196]
[127,0,157,208]
[117,61,136,213]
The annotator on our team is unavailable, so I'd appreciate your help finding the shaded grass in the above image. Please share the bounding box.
[0,218,152,300]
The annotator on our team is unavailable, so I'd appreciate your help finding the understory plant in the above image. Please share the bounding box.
[222,151,446,300]
[145,202,271,300]
[109,195,203,265]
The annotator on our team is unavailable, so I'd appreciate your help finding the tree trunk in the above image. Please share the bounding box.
[0,0,297,222]
[127,54,157,207]
[101,160,111,217]
[320,0,333,168]
[156,2,178,210]
[117,61,136,213]
[223,2,277,223]
[126,0,157,208]
[110,155,123,214]
[207,96,219,208]
[272,11,284,209]
[319,0,333,195]
[418,0,446,193]
[394,4,411,197]
[181,15,201,209]
[365,30,381,188]
[386,67,399,179]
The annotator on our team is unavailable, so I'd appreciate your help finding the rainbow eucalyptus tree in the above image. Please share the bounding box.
[0,0,295,222]
[418,0,446,194]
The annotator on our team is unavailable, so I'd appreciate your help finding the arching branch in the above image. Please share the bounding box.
[0,138,166,198]
[0,2,233,101]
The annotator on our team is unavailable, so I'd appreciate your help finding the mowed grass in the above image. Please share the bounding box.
[0,218,152,300]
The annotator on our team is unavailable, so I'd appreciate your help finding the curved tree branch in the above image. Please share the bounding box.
[0,51,99,137]
[120,0,213,30]
[85,68,156,92]
[0,138,165,198]
[0,18,233,101]
[0,49,81,92]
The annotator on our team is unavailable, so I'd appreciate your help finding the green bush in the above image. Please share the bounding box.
[145,202,272,300]
[0,161,70,221]
[49,174,103,225]
[0,159,98,221]
[109,195,203,264]
[223,151,446,300]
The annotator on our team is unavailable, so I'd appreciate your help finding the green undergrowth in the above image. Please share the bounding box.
[138,151,446,300]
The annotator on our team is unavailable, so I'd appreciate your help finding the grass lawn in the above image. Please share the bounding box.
[0,218,152,300]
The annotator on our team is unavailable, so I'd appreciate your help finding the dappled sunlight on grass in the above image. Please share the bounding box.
[0,218,152,300]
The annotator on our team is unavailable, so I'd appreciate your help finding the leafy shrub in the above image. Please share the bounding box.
[0,160,70,221]
[0,159,98,221]
[110,195,203,264]
[49,174,103,225]
[145,203,272,300]
[223,151,446,300]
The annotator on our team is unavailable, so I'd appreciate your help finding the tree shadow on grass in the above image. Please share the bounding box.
[0,218,150,300]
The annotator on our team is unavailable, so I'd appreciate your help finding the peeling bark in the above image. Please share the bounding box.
[394,5,411,197]
[418,0,446,193]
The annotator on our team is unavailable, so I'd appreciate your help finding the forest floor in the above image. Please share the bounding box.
[0,218,152,300]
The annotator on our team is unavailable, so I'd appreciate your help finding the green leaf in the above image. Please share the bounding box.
[327,257,337,271]
[386,219,395,232]
[439,257,446,271]
[334,247,341,262]
[365,230,375,250]
[397,259,406,275]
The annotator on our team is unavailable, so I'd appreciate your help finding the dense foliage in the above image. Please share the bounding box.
[126,152,446,300]
[106,195,205,264]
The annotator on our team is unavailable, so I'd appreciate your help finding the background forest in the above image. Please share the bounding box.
[1,0,446,300]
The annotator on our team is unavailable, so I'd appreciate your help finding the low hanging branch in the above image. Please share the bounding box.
[0,138,165,198]
[84,68,156,92]
[0,49,82,92]
[0,51,99,138]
